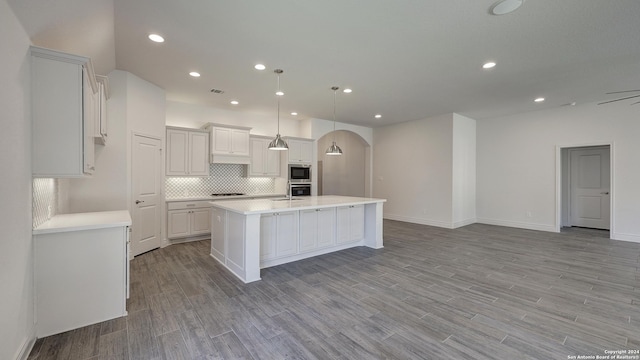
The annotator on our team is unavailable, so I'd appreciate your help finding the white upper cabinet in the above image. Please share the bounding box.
[203,123,251,164]
[31,46,98,177]
[166,127,210,176]
[94,75,109,145]
[248,136,281,177]
[285,137,314,164]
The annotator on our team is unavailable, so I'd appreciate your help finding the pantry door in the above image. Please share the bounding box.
[132,134,162,257]
[569,147,610,230]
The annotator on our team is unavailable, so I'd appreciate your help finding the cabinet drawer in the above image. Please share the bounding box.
[167,200,211,210]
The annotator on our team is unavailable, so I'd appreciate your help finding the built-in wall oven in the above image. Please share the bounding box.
[288,164,311,183]
[290,183,311,197]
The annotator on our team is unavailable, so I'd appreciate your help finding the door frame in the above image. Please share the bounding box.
[130,132,165,258]
[555,141,614,237]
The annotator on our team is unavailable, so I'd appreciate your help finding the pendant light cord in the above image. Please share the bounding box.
[332,86,339,142]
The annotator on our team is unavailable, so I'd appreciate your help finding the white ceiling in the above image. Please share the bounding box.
[8,0,640,127]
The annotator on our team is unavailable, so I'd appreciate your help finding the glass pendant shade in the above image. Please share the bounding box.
[326,86,343,155]
[269,69,288,151]
[268,133,288,150]
[326,141,343,155]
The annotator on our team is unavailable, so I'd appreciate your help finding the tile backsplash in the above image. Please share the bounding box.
[33,178,57,228]
[166,164,277,198]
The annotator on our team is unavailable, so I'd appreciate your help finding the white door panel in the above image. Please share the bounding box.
[132,135,162,256]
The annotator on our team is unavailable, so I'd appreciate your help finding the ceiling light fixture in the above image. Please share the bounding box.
[268,69,288,151]
[534,97,545,103]
[230,100,239,105]
[489,0,525,15]
[482,62,496,69]
[326,86,343,156]
[343,88,352,94]
[374,114,382,119]
[189,72,201,77]
[254,64,266,70]
[291,112,298,116]
[148,34,165,43]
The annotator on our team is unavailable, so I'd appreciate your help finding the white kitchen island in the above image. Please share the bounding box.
[209,195,386,283]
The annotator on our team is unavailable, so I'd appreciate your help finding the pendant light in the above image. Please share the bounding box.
[268,69,288,150]
[326,86,343,155]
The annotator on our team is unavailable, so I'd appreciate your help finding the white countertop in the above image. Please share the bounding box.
[209,195,386,215]
[33,210,132,235]
[166,193,286,202]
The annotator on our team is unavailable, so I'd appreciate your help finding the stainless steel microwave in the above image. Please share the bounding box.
[288,164,311,182]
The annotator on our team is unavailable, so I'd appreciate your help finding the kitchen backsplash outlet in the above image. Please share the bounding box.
[166,164,276,199]
[33,178,58,228]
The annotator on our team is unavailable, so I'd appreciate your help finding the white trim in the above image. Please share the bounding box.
[14,324,35,360]
[476,218,558,233]
[452,218,477,228]
[383,214,455,229]
[555,141,615,238]
[611,232,640,243]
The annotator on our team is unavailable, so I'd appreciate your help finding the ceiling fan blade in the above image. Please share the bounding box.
[605,90,640,94]
[597,94,640,105]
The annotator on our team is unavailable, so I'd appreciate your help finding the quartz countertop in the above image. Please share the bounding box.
[33,210,132,235]
[166,193,286,202]
[209,195,386,215]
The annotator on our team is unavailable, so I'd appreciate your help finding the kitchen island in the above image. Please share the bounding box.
[209,195,386,283]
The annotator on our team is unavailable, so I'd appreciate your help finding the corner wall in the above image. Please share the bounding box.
[0,1,35,359]
[476,101,640,242]
[452,114,477,227]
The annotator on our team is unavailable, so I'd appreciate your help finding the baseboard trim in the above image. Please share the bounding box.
[476,218,557,233]
[611,232,640,243]
[15,324,36,360]
[452,218,477,228]
[383,214,455,229]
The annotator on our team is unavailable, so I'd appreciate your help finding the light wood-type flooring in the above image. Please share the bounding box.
[28,220,640,359]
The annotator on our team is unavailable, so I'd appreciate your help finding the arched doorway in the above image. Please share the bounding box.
[317,130,370,197]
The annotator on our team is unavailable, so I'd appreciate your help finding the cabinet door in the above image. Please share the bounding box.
[288,139,313,163]
[190,208,211,235]
[188,131,209,176]
[265,144,281,176]
[316,207,336,248]
[212,127,232,154]
[260,214,277,260]
[231,129,250,155]
[166,130,188,175]
[350,205,365,241]
[249,138,266,176]
[299,210,318,253]
[336,206,351,244]
[82,67,95,174]
[99,82,107,139]
[299,141,313,163]
[276,212,298,257]
[288,140,301,163]
[168,210,190,239]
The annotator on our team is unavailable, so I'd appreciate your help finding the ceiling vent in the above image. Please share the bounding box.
[210,88,225,94]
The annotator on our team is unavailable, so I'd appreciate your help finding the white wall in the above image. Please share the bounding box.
[477,101,640,242]
[373,114,455,227]
[166,100,303,138]
[317,130,369,197]
[452,114,477,227]
[0,1,35,359]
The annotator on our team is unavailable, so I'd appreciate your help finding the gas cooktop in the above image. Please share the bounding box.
[211,193,245,197]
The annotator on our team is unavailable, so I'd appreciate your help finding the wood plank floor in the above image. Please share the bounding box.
[28,220,640,359]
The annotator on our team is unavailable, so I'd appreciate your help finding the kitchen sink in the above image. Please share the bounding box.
[271,197,304,201]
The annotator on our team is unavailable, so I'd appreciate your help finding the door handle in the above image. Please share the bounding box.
[600,192,610,195]
[135,200,144,204]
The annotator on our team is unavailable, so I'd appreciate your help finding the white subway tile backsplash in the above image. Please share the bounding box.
[33,178,57,228]
[166,164,276,198]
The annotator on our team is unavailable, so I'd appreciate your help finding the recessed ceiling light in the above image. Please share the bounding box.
[489,0,525,15]
[254,64,266,70]
[276,91,284,96]
[482,62,497,69]
[534,97,545,103]
[291,112,298,116]
[374,114,382,119]
[343,88,352,93]
[148,34,165,43]
[230,100,239,105]
[189,72,201,77]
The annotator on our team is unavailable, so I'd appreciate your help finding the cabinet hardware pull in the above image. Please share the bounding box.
[135,200,144,204]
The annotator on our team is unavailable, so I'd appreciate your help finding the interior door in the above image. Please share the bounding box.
[569,147,610,230]
[132,134,162,256]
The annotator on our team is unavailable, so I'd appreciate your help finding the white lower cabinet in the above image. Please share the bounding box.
[34,224,129,337]
[299,207,336,253]
[336,204,365,244]
[167,201,212,239]
[260,211,298,260]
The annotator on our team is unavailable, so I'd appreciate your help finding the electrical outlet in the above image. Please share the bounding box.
[47,205,52,218]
